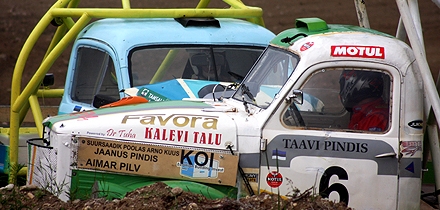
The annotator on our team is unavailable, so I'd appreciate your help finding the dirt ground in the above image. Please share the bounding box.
[0,182,350,209]
[0,0,439,209]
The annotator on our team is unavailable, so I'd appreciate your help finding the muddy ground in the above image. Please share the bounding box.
[0,182,352,209]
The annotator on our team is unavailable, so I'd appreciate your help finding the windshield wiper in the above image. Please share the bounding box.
[240,84,256,114]
[241,84,255,102]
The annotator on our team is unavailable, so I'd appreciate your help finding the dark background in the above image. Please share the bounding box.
[1,0,439,106]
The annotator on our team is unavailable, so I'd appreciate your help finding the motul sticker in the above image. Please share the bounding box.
[331,45,385,59]
[266,171,283,188]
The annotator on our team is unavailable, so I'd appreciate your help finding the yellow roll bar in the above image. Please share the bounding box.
[8,0,267,183]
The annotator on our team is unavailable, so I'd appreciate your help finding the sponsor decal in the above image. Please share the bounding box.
[77,137,238,186]
[106,128,137,138]
[122,114,218,130]
[266,135,398,177]
[138,87,170,102]
[408,120,423,129]
[122,114,223,146]
[331,45,385,59]
[73,105,83,112]
[401,141,422,156]
[300,42,314,51]
[271,149,286,160]
[86,131,106,137]
[69,111,98,120]
[145,127,222,146]
[266,171,283,188]
[405,162,415,173]
[283,139,368,153]
[245,173,258,183]
[87,129,138,138]
[177,150,224,178]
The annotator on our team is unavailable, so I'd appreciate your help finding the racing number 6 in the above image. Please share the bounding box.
[319,166,349,204]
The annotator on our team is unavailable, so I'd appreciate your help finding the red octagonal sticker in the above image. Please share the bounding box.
[266,171,283,188]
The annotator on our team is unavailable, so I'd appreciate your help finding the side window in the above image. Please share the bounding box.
[130,48,189,86]
[283,68,391,132]
[71,47,119,104]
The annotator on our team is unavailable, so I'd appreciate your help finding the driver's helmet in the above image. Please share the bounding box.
[339,70,384,109]
[189,51,226,81]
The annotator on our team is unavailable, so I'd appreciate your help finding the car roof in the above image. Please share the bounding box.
[78,18,275,50]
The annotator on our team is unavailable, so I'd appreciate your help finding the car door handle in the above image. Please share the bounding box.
[375,152,397,158]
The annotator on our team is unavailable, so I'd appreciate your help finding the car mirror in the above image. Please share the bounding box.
[285,90,303,105]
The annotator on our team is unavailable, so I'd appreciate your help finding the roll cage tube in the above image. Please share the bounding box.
[9,0,267,183]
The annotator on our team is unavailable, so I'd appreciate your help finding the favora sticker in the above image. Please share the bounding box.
[266,171,283,188]
[331,45,385,59]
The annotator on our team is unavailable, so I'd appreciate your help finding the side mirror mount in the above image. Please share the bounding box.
[41,73,55,87]
[285,90,303,105]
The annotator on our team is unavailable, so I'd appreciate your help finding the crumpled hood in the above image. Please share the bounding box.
[45,100,238,151]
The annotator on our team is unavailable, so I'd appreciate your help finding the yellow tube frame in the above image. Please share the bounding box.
[8,0,267,183]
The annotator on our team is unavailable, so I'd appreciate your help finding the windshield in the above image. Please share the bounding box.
[129,46,264,86]
[232,46,299,108]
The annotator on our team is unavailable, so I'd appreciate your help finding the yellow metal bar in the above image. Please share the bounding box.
[36,89,64,98]
[11,0,70,107]
[44,25,68,60]
[17,168,27,176]
[44,0,80,59]
[223,0,264,26]
[18,102,30,127]
[9,11,88,183]
[0,127,39,136]
[223,0,247,8]
[122,0,131,9]
[68,0,81,8]
[197,0,211,8]
[12,14,91,114]
[61,17,76,29]
[150,50,179,84]
[29,95,44,136]
[50,8,263,22]
[9,0,267,183]
[10,0,72,173]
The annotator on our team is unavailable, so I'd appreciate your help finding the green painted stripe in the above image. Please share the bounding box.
[70,170,237,200]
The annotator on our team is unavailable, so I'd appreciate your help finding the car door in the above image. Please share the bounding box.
[260,64,400,209]
[59,41,121,114]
